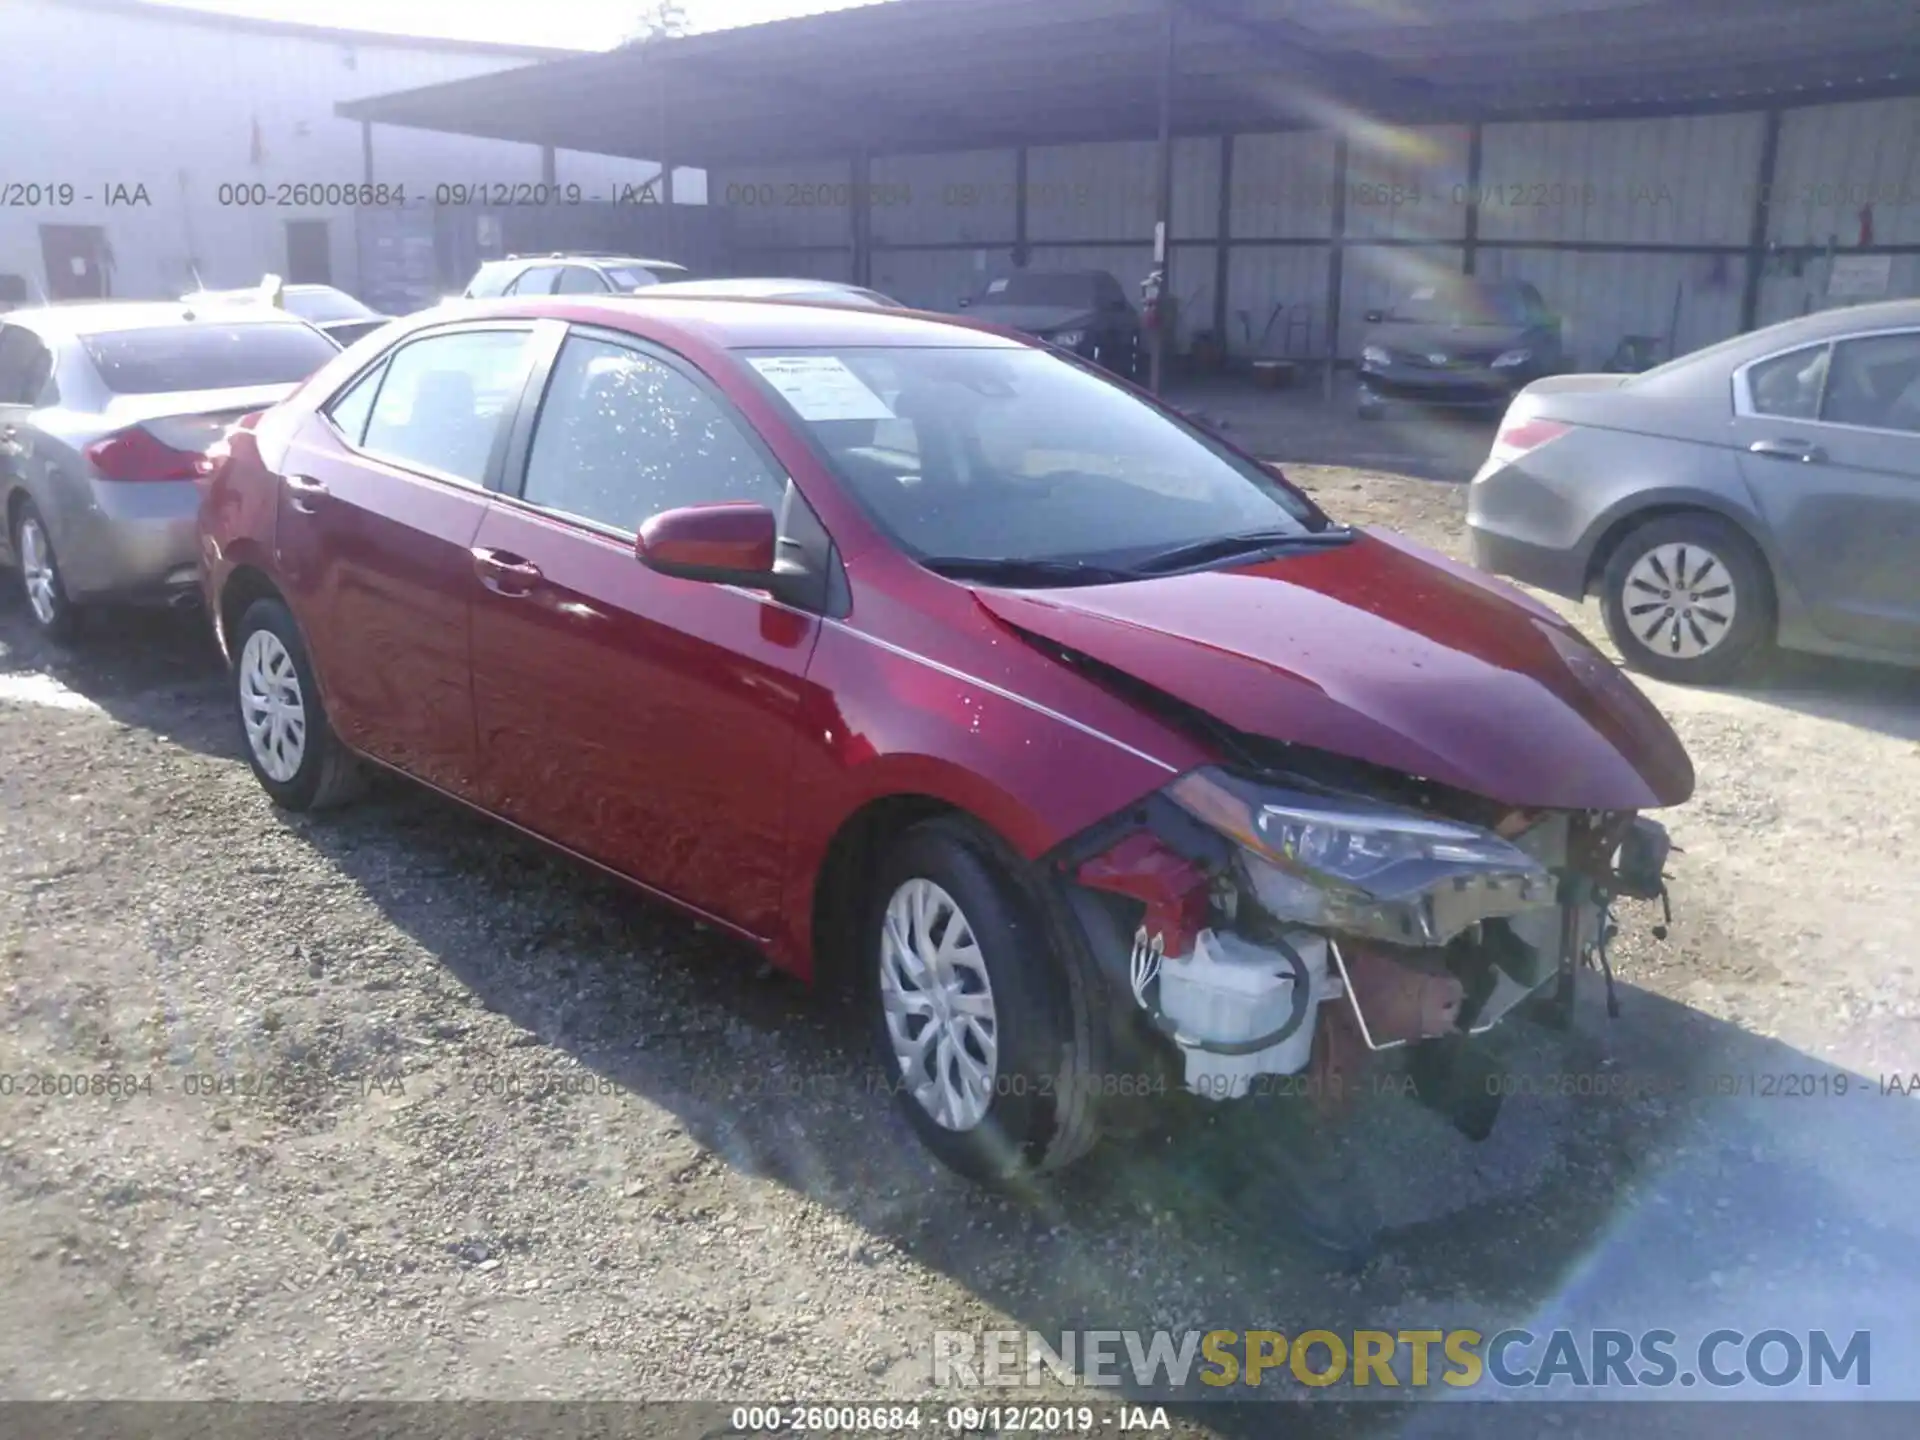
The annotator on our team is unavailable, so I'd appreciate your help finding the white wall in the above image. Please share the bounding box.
[0,0,676,302]
[713,96,1920,365]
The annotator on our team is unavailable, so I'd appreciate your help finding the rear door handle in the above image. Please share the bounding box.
[285,473,330,512]
[1748,438,1827,464]
[471,547,543,597]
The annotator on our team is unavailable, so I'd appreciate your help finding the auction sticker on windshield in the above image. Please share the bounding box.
[748,356,895,421]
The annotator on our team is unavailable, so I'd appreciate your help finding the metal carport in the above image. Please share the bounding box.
[339,0,1920,391]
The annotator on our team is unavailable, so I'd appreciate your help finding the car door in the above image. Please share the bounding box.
[272,323,541,795]
[1735,329,1920,657]
[468,327,824,938]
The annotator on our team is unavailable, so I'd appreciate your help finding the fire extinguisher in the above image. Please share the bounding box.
[1141,266,1165,332]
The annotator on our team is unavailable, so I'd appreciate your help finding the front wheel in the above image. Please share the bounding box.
[231,597,364,811]
[1600,513,1772,684]
[868,817,1103,1184]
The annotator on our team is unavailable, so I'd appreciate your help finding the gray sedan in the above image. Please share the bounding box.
[1468,298,1920,683]
[0,303,340,639]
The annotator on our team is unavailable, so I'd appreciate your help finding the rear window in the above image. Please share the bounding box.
[282,289,376,324]
[82,323,339,395]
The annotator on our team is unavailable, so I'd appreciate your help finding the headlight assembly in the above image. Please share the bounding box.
[1492,348,1532,368]
[1361,344,1391,367]
[1049,330,1087,349]
[1166,768,1555,946]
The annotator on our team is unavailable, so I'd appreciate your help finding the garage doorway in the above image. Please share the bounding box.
[285,219,332,284]
[39,225,111,299]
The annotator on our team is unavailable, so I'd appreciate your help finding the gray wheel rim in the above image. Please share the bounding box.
[879,877,999,1132]
[1623,541,1737,661]
[19,517,58,627]
[238,629,308,783]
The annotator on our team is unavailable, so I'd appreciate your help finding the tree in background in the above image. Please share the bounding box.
[625,1,690,43]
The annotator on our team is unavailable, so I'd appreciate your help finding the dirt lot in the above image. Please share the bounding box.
[2,461,1917,1433]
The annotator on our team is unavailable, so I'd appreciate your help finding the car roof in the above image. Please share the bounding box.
[433,294,1023,350]
[491,254,685,269]
[5,301,326,337]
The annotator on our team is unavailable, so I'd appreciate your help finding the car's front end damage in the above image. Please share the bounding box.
[1050,741,1677,1142]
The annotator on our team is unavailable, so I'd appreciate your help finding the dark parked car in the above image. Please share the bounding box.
[1470,298,1920,683]
[641,277,906,309]
[183,283,394,347]
[957,269,1141,377]
[1358,277,1564,417]
[200,296,1688,1192]
[463,253,690,299]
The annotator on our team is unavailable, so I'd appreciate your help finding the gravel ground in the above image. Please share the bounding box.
[2,466,1918,1435]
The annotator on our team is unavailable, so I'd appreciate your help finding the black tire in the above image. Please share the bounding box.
[230,596,364,811]
[867,816,1105,1185]
[1600,512,1773,685]
[12,498,81,643]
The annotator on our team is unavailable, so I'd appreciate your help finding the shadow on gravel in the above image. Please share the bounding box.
[275,776,1920,1436]
[0,592,232,756]
[1713,647,1920,744]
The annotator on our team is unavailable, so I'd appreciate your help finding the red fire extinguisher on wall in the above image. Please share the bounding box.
[1141,266,1165,332]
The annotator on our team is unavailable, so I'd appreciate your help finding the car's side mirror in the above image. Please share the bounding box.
[1363,309,1384,325]
[636,502,777,587]
[957,297,972,309]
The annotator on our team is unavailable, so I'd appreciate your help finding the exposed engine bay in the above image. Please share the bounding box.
[1055,758,1676,1140]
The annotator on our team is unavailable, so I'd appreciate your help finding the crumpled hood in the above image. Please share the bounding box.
[972,529,1694,811]
[960,303,1098,335]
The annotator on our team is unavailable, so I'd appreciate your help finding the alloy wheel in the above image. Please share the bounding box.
[879,877,999,1132]
[19,516,59,628]
[1622,541,1737,661]
[238,628,308,783]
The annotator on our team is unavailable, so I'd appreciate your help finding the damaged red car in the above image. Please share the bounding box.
[198,296,1692,1185]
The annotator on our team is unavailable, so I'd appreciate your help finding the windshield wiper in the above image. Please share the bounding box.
[1128,526,1356,576]
[920,556,1140,587]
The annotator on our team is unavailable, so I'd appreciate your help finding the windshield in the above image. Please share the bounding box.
[743,346,1325,575]
[282,288,376,323]
[83,323,339,394]
[974,273,1100,308]
[1388,282,1527,327]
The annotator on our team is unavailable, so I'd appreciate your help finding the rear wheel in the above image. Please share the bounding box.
[1600,513,1772,684]
[13,500,80,642]
[868,817,1103,1184]
[231,597,364,811]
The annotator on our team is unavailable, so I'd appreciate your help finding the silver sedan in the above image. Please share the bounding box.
[1468,298,1920,683]
[0,303,341,639]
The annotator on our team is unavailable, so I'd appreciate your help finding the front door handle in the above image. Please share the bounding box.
[285,473,330,513]
[1748,438,1827,464]
[471,547,543,597]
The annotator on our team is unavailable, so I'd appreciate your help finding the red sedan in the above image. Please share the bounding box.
[199,295,1692,1186]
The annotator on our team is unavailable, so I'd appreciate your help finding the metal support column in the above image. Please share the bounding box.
[851,149,873,286]
[1462,123,1483,276]
[361,121,374,185]
[1213,132,1233,348]
[1150,0,1178,395]
[541,144,556,188]
[1741,109,1783,333]
[1013,144,1030,267]
[1323,134,1349,403]
[657,54,676,255]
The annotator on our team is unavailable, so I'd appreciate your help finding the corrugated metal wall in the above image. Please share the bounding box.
[714,94,1920,367]
[0,0,677,303]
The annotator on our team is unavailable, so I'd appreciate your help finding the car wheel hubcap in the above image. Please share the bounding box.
[879,877,998,1132]
[238,629,308,783]
[1624,542,1737,661]
[19,518,58,626]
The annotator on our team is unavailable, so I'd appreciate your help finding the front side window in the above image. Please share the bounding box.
[508,265,562,296]
[359,329,530,485]
[1821,332,1920,433]
[1745,344,1830,420]
[743,345,1321,571]
[325,361,385,444]
[0,325,46,405]
[520,334,785,532]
